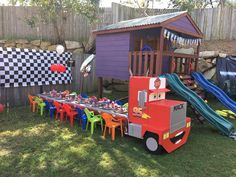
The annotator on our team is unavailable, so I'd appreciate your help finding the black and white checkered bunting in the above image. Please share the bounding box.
[0,47,72,88]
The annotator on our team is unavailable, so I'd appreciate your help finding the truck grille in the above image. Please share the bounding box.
[170,103,187,134]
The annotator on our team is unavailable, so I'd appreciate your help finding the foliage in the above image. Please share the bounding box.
[9,0,100,46]
[0,96,236,177]
[225,0,236,7]
[169,0,236,11]
[169,0,214,11]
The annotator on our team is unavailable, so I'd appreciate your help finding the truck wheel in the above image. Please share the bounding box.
[144,133,163,154]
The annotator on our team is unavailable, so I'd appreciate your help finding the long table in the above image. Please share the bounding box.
[37,94,128,119]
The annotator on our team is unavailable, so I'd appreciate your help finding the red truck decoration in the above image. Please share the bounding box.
[126,76,191,153]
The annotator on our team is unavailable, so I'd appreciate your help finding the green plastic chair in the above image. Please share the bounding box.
[123,103,128,109]
[35,97,46,116]
[84,108,103,135]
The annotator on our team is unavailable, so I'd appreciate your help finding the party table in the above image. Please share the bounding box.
[37,94,128,119]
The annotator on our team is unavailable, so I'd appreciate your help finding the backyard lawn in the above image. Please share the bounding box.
[0,94,236,177]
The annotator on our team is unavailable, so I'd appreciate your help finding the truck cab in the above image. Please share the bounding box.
[127,76,191,153]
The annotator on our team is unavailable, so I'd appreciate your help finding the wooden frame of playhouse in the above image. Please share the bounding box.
[93,11,203,97]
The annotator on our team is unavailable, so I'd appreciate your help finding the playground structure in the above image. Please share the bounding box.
[192,72,236,114]
[94,11,235,140]
[94,11,203,97]
[165,73,234,137]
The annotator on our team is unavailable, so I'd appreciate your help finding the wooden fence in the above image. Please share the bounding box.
[0,3,179,42]
[0,54,97,107]
[191,7,236,40]
[0,4,236,41]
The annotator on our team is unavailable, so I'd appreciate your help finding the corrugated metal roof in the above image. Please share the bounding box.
[96,11,187,32]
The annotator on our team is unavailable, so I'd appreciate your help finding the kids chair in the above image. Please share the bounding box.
[35,97,46,116]
[76,107,87,130]
[44,100,56,120]
[54,101,65,121]
[28,94,37,112]
[62,104,78,127]
[115,100,123,106]
[84,108,103,135]
[123,103,128,109]
[101,113,123,141]
[80,93,89,98]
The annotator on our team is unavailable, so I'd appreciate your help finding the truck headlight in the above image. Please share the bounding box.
[163,132,169,140]
[186,122,191,128]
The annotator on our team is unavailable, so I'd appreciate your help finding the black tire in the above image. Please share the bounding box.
[144,133,163,154]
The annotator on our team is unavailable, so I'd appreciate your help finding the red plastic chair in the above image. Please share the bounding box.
[28,94,37,112]
[54,101,65,121]
[62,104,78,127]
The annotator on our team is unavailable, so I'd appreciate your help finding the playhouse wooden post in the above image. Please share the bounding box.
[170,52,174,73]
[195,42,200,71]
[98,77,103,98]
[140,38,143,50]
[156,28,164,75]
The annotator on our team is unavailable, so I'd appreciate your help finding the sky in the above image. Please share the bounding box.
[0,0,170,8]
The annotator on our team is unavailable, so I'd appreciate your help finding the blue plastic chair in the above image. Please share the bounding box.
[44,100,56,120]
[142,44,153,51]
[76,107,87,130]
[80,93,89,98]
[115,100,123,105]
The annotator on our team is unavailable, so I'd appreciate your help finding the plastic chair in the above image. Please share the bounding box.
[28,94,37,112]
[80,93,89,98]
[123,103,128,109]
[115,100,123,106]
[54,101,65,121]
[62,104,78,127]
[44,100,56,120]
[76,107,87,130]
[35,97,46,116]
[101,113,123,141]
[142,44,153,51]
[84,108,103,135]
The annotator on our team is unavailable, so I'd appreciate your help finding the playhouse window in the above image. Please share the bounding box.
[134,37,158,51]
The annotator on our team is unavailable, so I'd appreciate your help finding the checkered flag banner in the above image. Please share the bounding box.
[0,47,72,88]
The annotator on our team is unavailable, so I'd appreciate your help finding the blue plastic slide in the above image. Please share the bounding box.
[192,72,236,114]
[164,73,234,137]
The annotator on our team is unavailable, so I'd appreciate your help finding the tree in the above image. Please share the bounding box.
[221,0,236,7]
[169,0,215,11]
[10,0,100,50]
[169,0,236,11]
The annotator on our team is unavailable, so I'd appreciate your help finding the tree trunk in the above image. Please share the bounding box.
[85,34,95,54]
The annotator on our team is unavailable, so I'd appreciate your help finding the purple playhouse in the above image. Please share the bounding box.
[93,11,203,96]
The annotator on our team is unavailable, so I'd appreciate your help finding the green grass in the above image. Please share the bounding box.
[0,95,236,177]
